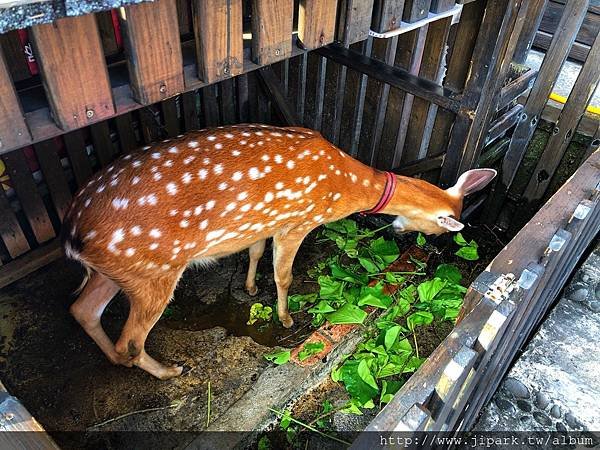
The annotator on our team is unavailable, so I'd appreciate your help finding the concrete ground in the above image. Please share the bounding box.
[475,239,600,437]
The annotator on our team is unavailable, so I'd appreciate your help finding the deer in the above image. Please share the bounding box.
[62,124,496,380]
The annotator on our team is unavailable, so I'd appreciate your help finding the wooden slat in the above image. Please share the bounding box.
[219,78,237,125]
[34,140,72,221]
[120,0,184,104]
[114,113,138,153]
[513,0,549,64]
[0,48,31,153]
[490,0,589,214]
[371,0,405,33]
[30,15,115,130]
[90,121,116,167]
[177,0,193,35]
[251,0,294,66]
[0,187,30,259]
[485,104,523,146]
[236,74,250,123]
[257,67,302,126]
[539,0,599,47]
[138,107,162,143]
[0,31,31,82]
[201,85,220,127]
[349,38,373,157]
[181,91,200,131]
[497,68,538,110]
[161,98,181,137]
[192,0,243,83]
[2,150,55,244]
[523,31,600,202]
[0,240,62,290]
[430,0,456,13]
[297,0,338,50]
[96,10,120,55]
[403,0,432,23]
[337,0,375,44]
[63,131,93,187]
[533,29,591,63]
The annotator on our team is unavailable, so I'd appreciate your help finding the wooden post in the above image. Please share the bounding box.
[30,15,114,130]
[297,0,338,50]
[337,0,375,43]
[0,50,31,152]
[119,0,185,104]
[192,0,243,83]
[251,0,294,66]
[403,0,432,23]
[512,0,549,64]
[371,0,404,33]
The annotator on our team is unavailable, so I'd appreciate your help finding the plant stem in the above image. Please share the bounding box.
[88,400,184,430]
[356,222,393,237]
[413,331,420,359]
[206,381,211,427]
[269,408,351,446]
[308,407,344,426]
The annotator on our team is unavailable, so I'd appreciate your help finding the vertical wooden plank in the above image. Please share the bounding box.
[2,150,55,244]
[349,38,374,157]
[523,31,600,202]
[488,0,589,211]
[371,0,405,33]
[512,0,549,64]
[31,15,115,130]
[313,57,328,131]
[0,188,30,259]
[192,0,243,83]
[96,10,120,56]
[403,17,451,164]
[338,0,375,43]
[403,0,432,23]
[0,50,31,153]
[90,122,116,167]
[34,140,72,221]
[181,91,200,131]
[138,107,162,143]
[120,0,184,104]
[430,0,455,14]
[202,85,220,126]
[298,0,338,50]
[219,78,237,125]
[236,75,250,123]
[114,114,138,153]
[177,0,193,35]
[251,0,294,66]
[297,53,308,123]
[0,31,31,82]
[63,131,93,187]
[161,98,181,137]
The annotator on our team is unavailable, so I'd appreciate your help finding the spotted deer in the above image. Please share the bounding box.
[62,124,496,379]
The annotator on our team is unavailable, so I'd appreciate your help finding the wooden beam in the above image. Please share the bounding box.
[497,68,537,110]
[251,0,294,66]
[533,30,591,63]
[485,104,523,146]
[393,153,445,176]
[120,0,184,104]
[297,0,338,50]
[403,0,433,23]
[371,0,405,33]
[523,30,600,202]
[0,50,31,153]
[512,0,549,64]
[30,15,115,130]
[256,67,302,126]
[316,43,461,112]
[338,0,375,43]
[192,0,243,83]
[430,0,457,13]
[0,240,62,290]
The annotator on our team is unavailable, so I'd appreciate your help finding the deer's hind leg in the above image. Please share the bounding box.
[245,239,266,296]
[115,268,185,380]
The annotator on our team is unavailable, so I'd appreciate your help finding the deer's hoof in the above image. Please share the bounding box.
[246,285,259,296]
[281,315,294,328]
[158,364,184,380]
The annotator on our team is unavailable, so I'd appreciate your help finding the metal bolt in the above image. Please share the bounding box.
[159,84,167,93]
[275,48,281,56]
[420,8,424,14]
[553,126,559,135]
[223,66,230,75]
[4,413,14,421]
[86,109,95,119]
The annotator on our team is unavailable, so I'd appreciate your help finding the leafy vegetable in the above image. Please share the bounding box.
[298,341,325,361]
[308,300,336,314]
[416,232,426,248]
[407,311,434,331]
[247,303,272,325]
[326,303,368,324]
[264,350,291,365]
[453,232,479,261]
[287,293,317,313]
[434,264,462,284]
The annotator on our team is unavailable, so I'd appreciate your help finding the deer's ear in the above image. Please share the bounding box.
[437,216,464,232]
[447,168,497,197]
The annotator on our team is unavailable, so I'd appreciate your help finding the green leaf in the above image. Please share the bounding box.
[399,284,417,304]
[454,232,468,246]
[416,232,426,247]
[380,380,403,405]
[339,399,363,415]
[407,311,434,331]
[369,237,400,265]
[337,360,379,405]
[326,303,368,324]
[247,303,273,325]
[324,219,358,235]
[358,257,379,274]
[357,359,378,391]
[279,409,292,430]
[258,435,271,450]
[434,264,462,284]
[298,341,325,361]
[456,246,479,261]
[308,300,336,314]
[384,325,402,350]
[385,272,405,284]
[287,293,317,312]
[264,350,291,365]
[417,278,447,303]
[318,275,345,299]
[331,263,368,284]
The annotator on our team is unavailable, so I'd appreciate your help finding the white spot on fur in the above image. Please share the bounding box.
[232,171,243,181]
[199,219,209,230]
[149,243,159,250]
[182,172,193,184]
[333,193,341,201]
[206,229,225,240]
[198,168,208,180]
[188,141,199,148]
[237,191,248,201]
[286,160,295,169]
[180,220,189,228]
[214,164,224,175]
[107,228,125,254]
[218,182,228,191]
[264,192,274,202]
[131,226,142,236]
[206,200,215,210]
[125,248,135,257]
[149,228,161,238]
[166,182,178,196]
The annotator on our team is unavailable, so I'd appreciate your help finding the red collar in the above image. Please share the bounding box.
[360,172,397,215]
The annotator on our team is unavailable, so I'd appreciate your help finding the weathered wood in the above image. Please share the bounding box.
[533,30,591,63]
[34,140,72,221]
[313,56,328,131]
[192,0,243,82]
[485,104,523,146]
[430,0,456,13]
[181,91,200,131]
[523,30,600,202]
[161,97,181,137]
[138,107,162,144]
[393,153,445,175]
[371,0,405,33]
[90,121,116,167]
[120,0,184,104]
[235,75,250,123]
[440,0,530,186]
[0,187,30,259]
[497,68,537,111]
[251,0,294,66]
[0,240,62,290]
[337,0,375,43]
[2,150,55,244]
[31,15,114,130]
[539,0,599,47]
[201,84,220,127]
[96,10,120,55]
[349,38,373,157]
[403,0,432,23]
[256,67,302,126]
[63,131,93,187]
[114,113,138,153]
[0,31,31,82]
[491,0,589,216]
[297,0,338,50]
[513,0,549,64]
[219,78,237,125]
[177,0,193,35]
[0,48,31,153]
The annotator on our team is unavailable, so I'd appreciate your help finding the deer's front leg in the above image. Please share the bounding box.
[246,239,266,296]
[272,231,307,328]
